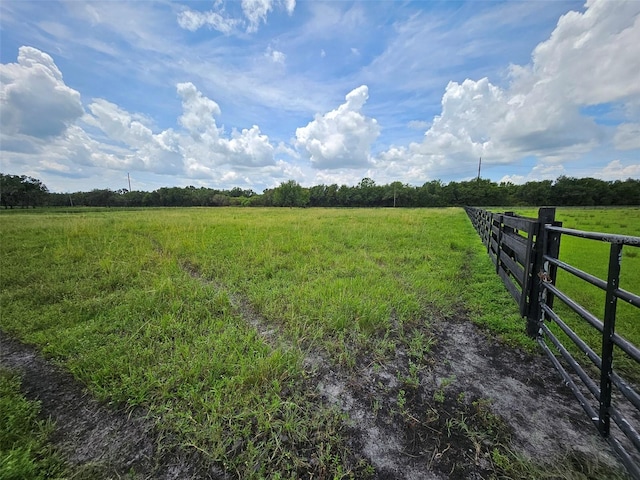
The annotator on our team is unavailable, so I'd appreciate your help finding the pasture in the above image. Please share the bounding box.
[1,206,636,479]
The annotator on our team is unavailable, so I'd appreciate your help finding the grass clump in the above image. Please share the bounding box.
[0,369,68,480]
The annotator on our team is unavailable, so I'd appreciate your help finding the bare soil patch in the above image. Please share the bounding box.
[312,315,628,479]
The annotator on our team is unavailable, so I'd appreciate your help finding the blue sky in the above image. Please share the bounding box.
[1,0,639,193]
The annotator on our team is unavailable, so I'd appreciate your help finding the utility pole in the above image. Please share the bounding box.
[127,173,132,192]
[477,157,482,181]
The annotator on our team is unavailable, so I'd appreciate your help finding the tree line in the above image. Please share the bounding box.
[1,173,639,209]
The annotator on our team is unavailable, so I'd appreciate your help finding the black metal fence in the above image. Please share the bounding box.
[465,206,640,479]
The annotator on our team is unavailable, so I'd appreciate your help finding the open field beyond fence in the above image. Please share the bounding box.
[1,207,638,479]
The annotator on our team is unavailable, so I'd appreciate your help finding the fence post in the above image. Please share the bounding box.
[486,212,492,253]
[599,242,622,437]
[542,218,562,312]
[495,214,506,274]
[526,207,556,337]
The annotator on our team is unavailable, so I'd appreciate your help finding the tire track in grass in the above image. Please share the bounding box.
[0,330,226,480]
[181,260,438,480]
[182,256,631,478]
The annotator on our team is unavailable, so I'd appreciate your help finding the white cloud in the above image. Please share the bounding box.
[312,169,369,187]
[87,99,154,148]
[1,47,282,186]
[295,85,380,169]
[613,123,640,151]
[0,46,84,138]
[499,163,566,185]
[175,82,276,168]
[177,8,239,34]
[176,82,222,134]
[597,160,640,181]
[528,0,640,106]
[177,0,296,34]
[375,0,639,182]
[408,120,429,130]
[265,46,286,65]
[226,125,276,167]
[283,0,296,15]
[242,0,273,32]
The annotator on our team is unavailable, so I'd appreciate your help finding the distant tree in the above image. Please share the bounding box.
[382,181,409,207]
[6,171,637,209]
[308,184,328,207]
[337,184,356,207]
[610,179,640,205]
[272,180,309,207]
[210,194,231,206]
[516,180,553,206]
[357,177,385,206]
[551,176,593,206]
[224,187,255,198]
[0,174,49,208]
[416,180,445,207]
[0,174,23,208]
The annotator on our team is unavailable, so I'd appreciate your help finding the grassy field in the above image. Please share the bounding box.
[1,206,637,478]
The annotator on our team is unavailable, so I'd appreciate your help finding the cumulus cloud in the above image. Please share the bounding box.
[527,0,640,106]
[176,82,222,134]
[613,123,640,151]
[376,0,640,181]
[177,0,295,34]
[0,46,283,188]
[597,160,640,180]
[175,82,275,167]
[499,163,566,185]
[0,46,84,139]
[87,99,155,149]
[86,81,277,172]
[295,85,380,169]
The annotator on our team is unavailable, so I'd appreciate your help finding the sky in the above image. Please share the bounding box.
[1,0,639,193]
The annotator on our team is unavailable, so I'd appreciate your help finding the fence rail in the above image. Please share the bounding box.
[465,206,640,479]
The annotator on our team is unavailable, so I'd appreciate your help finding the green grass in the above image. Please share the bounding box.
[1,206,630,478]
[0,210,359,478]
[151,208,492,362]
[0,369,68,480]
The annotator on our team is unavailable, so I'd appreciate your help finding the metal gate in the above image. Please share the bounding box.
[466,207,640,478]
